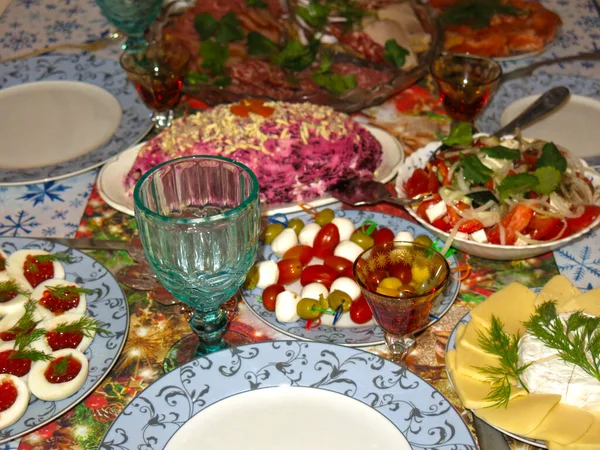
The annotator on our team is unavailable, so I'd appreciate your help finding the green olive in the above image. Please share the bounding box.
[264,223,285,244]
[327,290,352,313]
[243,265,259,290]
[350,230,375,250]
[297,298,321,320]
[287,218,305,235]
[414,235,433,247]
[315,208,335,226]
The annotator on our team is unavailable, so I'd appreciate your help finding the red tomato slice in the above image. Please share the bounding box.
[262,284,285,312]
[526,214,562,240]
[487,204,534,245]
[433,160,451,186]
[565,205,600,236]
[300,265,338,289]
[446,202,484,233]
[372,227,395,245]
[276,259,303,285]
[416,194,442,222]
[313,223,340,259]
[404,168,430,198]
[349,295,373,324]
[282,245,314,266]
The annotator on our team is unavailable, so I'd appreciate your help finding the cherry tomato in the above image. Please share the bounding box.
[323,255,353,275]
[262,284,285,312]
[526,213,562,240]
[350,295,373,324]
[388,263,412,284]
[282,245,314,266]
[277,259,303,285]
[300,265,338,289]
[372,227,394,245]
[566,205,600,236]
[313,223,340,259]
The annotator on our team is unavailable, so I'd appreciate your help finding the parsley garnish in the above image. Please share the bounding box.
[213,75,232,87]
[475,315,530,408]
[533,166,562,195]
[460,153,493,184]
[246,31,277,56]
[194,13,218,40]
[311,52,356,94]
[54,316,109,337]
[185,71,210,85]
[199,40,230,75]
[536,142,567,174]
[481,146,520,160]
[466,190,498,207]
[383,39,409,68]
[247,0,267,8]
[423,111,451,121]
[272,39,319,72]
[297,1,330,29]
[441,122,473,147]
[497,173,539,201]
[194,12,244,44]
[441,0,523,29]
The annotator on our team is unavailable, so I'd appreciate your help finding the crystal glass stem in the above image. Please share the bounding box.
[384,332,416,365]
[190,307,228,354]
[152,109,174,129]
[123,33,148,53]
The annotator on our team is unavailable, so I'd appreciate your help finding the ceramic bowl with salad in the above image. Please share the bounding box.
[395,123,600,260]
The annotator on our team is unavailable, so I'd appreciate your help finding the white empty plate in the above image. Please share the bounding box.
[0,81,122,170]
[501,94,600,159]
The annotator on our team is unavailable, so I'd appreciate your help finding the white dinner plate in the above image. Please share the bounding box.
[97,124,404,217]
[501,94,600,161]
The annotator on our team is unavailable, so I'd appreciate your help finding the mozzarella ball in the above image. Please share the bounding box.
[300,282,329,301]
[28,349,88,401]
[330,277,361,301]
[32,279,87,320]
[0,273,28,316]
[334,240,365,263]
[255,260,279,289]
[6,250,65,292]
[331,218,355,241]
[298,223,321,247]
[394,231,414,242]
[275,291,300,323]
[271,228,298,258]
[34,314,94,354]
[0,374,29,429]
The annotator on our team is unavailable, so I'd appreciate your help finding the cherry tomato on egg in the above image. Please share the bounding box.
[300,265,338,290]
[372,227,394,245]
[313,223,340,259]
[262,284,285,312]
[282,245,314,266]
[276,259,303,285]
[350,295,373,324]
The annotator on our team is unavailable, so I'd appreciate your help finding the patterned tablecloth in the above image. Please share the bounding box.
[1,0,600,449]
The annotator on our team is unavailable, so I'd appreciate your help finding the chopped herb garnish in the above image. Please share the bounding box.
[460,154,493,184]
[272,39,319,72]
[312,72,357,94]
[441,0,523,29]
[54,316,109,337]
[194,13,218,40]
[475,315,530,408]
[325,0,369,30]
[441,122,473,147]
[383,39,409,68]
[246,31,277,56]
[297,1,330,29]
[193,12,244,44]
[185,71,210,85]
[481,146,521,160]
[247,0,267,8]
[199,40,230,75]
[213,75,232,87]
[537,142,567,174]
[497,173,539,201]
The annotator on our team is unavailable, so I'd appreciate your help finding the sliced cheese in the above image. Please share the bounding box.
[447,350,525,409]
[474,394,561,436]
[546,412,600,449]
[562,288,600,317]
[470,282,536,335]
[535,275,582,311]
[455,323,466,342]
[455,342,501,381]
[527,403,594,445]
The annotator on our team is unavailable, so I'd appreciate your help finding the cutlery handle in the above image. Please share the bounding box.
[41,238,130,251]
[501,52,600,82]
[492,86,570,137]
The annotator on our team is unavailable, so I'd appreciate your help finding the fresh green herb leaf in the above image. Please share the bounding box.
[524,301,600,383]
[441,122,473,147]
[460,154,493,184]
[184,71,210,85]
[317,51,333,74]
[199,40,229,75]
[383,39,409,68]
[481,146,521,160]
[194,13,218,40]
[441,0,523,29]
[423,111,451,121]
[54,316,109,337]
[0,280,27,301]
[272,39,319,72]
[213,75,232,87]
[51,356,70,377]
[9,348,53,362]
[536,142,567,174]
[475,315,530,408]
[12,301,43,351]
[46,285,94,301]
[297,2,330,29]
[246,31,277,56]
[30,252,74,264]
[214,12,245,44]
[15,328,47,351]
[466,190,499,207]
[326,0,369,30]
[247,0,267,8]
[533,166,562,195]
[312,72,357,94]
[497,173,539,201]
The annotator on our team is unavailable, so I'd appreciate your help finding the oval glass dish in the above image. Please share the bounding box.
[169,0,443,113]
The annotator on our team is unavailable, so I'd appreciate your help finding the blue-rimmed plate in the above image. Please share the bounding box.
[100,341,476,449]
[243,210,461,347]
[0,237,129,445]
[0,54,152,185]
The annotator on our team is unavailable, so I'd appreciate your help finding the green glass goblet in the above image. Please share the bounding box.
[134,156,261,368]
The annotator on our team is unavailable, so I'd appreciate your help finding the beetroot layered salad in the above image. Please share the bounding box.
[124,101,382,205]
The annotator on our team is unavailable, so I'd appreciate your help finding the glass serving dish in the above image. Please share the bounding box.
[169,0,443,113]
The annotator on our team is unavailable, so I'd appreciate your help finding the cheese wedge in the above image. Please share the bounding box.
[527,403,594,445]
[562,288,600,317]
[474,394,561,436]
[447,350,525,409]
[535,275,582,311]
[470,282,537,335]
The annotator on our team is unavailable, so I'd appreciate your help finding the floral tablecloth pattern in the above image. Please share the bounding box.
[1,0,600,449]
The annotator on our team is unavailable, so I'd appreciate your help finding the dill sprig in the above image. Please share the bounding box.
[51,356,70,377]
[45,285,94,301]
[24,252,74,273]
[9,348,53,362]
[524,301,600,383]
[11,301,45,350]
[475,315,530,408]
[0,280,27,300]
[54,316,109,337]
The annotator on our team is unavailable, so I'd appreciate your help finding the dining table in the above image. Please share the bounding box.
[1,0,600,449]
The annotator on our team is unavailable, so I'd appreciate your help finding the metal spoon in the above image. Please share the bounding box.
[328,178,432,207]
